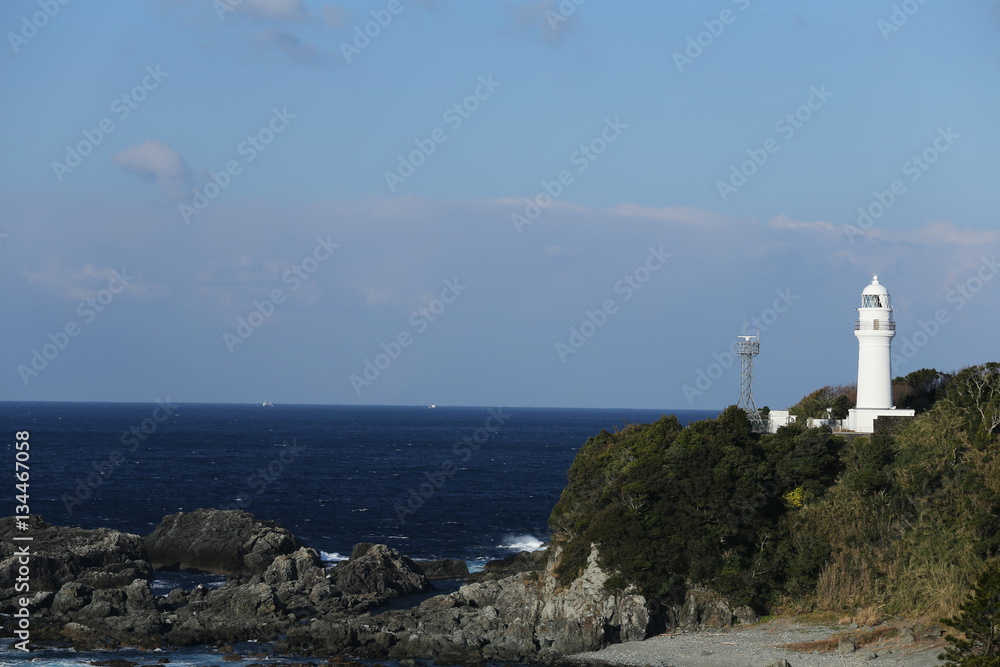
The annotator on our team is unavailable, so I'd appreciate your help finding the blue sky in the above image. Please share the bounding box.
[2,0,998,410]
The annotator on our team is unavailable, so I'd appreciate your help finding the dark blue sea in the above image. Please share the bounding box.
[0,402,715,666]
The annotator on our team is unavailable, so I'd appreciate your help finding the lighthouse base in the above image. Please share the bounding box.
[847,407,916,434]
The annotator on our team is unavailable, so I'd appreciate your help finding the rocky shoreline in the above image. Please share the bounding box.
[0,509,765,665]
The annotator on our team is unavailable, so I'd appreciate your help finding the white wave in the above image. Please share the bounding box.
[320,551,348,562]
[499,534,547,552]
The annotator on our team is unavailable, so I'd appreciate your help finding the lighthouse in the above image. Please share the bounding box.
[847,274,915,433]
[855,275,894,409]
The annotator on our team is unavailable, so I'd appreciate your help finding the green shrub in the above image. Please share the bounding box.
[940,565,1000,666]
[549,406,842,610]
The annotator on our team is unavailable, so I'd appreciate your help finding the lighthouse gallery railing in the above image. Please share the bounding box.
[855,320,896,331]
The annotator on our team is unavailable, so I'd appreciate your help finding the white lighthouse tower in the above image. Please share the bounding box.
[847,274,915,433]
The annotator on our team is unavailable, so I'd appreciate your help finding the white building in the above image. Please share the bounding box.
[767,409,796,432]
[846,275,915,433]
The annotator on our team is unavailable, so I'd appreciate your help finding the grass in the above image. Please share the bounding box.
[779,625,898,654]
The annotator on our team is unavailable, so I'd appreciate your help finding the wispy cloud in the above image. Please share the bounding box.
[112,140,194,199]
[321,3,352,27]
[23,258,166,302]
[766,214,841,235]
[889,219,1000,247]
[605,203,733,227]
[218,0,308,21]
[253,29,331,64]
[503,0,582,45]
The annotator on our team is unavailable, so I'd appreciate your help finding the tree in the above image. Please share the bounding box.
[842,434,895,494]
[832,394,851,420]
[789,385,855,419]
[894,368,954,413]
[945,363,1000,447]
[939,565,1000,666]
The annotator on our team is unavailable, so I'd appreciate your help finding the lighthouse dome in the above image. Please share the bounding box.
[862,274,889,295]
[861,274,890,308]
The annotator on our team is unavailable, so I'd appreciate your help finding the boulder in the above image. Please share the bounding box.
[335,544,430,598]
[60,621,117,649]
[50,582,93,617]
[263,547,327,588]
[143,509,300,575]
[124,578,157,612]
[349,542,376,559]
[263,547,338,614]
[414,559,470,580]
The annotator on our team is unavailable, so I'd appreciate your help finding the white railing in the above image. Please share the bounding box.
[854,320,895,331]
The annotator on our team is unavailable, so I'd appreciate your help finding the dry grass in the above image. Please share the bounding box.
[837,606,884,627]
[816,550,890,611]
[779,625,898,654]
[779,636,840,653]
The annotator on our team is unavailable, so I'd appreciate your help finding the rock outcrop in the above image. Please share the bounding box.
[0,516,148,612]
[414,558,470,580]
[143,508,300,575]
[334,544,430,598]
[161,544,420,646]
[281,545,652,663]
[664,585,758,630]
[46,577,163,648]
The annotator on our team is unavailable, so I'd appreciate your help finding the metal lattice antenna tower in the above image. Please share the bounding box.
[736,321,766,433]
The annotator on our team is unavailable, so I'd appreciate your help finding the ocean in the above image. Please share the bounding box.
[1,402,716,666]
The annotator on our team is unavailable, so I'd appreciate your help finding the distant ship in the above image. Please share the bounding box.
[262,401,274,407]
[429,405,436,409]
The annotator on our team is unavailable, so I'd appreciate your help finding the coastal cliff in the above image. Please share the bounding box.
[3,364,997,664]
